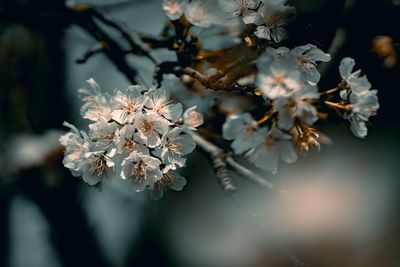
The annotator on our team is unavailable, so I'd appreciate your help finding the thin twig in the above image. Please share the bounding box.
[225,157,274,189]
[76,42,107,64]
[89,8,161,64]
[187,131,274,191]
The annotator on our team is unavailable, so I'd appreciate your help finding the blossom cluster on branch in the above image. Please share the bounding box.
[60,0,380,198]
[60,79,203,199]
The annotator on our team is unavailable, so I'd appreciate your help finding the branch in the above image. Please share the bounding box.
[88,7,161,64]
[188,130,236,194]
[66,5,140,84]
[76,41,107,64]
[187,131,275,191]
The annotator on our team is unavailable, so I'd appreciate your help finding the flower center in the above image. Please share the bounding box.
[140,120,153,133]
[166,2,180,14]
[266,12,281,28]
[273,74,286,85]
[243,125,256,137]
[133,161,146,182]
[189,112,201,125]
[166,138,183,154]
[264,136,276,149]
[89,155,107,177]
[124,138,135,151]
[126,100,137,112]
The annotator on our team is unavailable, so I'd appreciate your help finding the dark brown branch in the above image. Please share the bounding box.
[76,41,107,64]
[88,7,161,64]
[64,5,140,84]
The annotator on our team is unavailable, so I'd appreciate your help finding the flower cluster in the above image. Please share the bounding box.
[163,0,295,43]
[58,1,382,198]
[339,58,380,138]
[59,79,203,199]
[222,51,379,173]
[219,0,296,42]
[222,113,297,174]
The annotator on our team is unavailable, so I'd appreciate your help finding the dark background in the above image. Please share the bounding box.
[0,0,400,267]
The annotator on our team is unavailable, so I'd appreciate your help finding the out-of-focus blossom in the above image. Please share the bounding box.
[273,85,319,130]
[183,0,219,27]
[257,52,302,99]
[246,126,297,173]
[6,130,63,172]
[371,35,397,68]
[218,0,260,17]
[339,57,372,96]
[244,0,296,42]
[345,90,380,138]
[222,113,262,154]
[163,0,187,20]
[338,58,380,138]
[292,44,331,85]
[183,106,204,129]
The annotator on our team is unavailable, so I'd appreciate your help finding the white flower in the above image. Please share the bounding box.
[111,86,149,124]
[222,113,262,154]
[246,126,297,173]
[346,90,379,138]
[257,53,302,99]
[60,122,91,177]
[88,121,118,149]
[292,44,331,85]
[149,170,187,200]
[134,113,169,147]
[145,87,182,121]
[114,124,149,156]
[121,151,163,192]
[154,127,196,169]
[163,0,187,20]
[183,106,204,129]
[339,57,372,96]
[337,58,380,138]
[273,85,319,130]
[264,46,290,59]
[78,79,112,122]
[244,0,296,42]
[183,0,224,27]
[61,122,115,186]
[81,150,115,186]
[218,0,260,17]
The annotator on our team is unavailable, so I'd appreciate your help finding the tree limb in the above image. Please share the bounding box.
[187,131,275,192]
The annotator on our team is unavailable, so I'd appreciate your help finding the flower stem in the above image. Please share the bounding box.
[324,101,350,111]
[320,87,339,95]
[257,111,275,125]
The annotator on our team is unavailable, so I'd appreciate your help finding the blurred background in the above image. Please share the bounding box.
[0,0,400,267]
